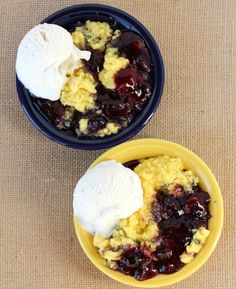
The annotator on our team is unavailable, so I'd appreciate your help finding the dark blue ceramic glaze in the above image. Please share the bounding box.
[16,4,164,149]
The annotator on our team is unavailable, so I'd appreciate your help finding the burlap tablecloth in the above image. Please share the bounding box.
[1,0,235,288]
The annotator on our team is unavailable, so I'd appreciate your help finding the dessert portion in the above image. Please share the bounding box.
[74,156,211,281]
[16,20,152,138]
[73,160,143,237]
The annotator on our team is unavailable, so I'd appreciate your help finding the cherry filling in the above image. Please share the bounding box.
[116,184,211,281]
[83,49,104,76]
[113,31,151,73]
[123,159,140,170]
[32,29,152,137]
[87,116,107,132]
[34,100,66,127]
[115,67,151,111]
[117,247,158,281]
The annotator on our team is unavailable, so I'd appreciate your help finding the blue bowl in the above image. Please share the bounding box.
[16,4,164,150]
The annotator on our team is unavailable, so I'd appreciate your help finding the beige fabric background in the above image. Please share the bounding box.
[0,0,235,288]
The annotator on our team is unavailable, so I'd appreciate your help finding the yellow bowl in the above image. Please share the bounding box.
[74,139,223,287]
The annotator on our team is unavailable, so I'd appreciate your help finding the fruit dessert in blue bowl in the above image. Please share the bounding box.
[16,4,164,149]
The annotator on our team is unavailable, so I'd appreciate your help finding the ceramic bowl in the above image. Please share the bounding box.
[74,138,223,287]
[16,4,164,149]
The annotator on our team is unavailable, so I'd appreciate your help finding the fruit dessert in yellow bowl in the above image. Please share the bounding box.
[73,139,223,287]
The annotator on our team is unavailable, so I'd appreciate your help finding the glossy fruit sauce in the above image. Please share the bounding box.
[119,161,211,281]
[33,29,151,138]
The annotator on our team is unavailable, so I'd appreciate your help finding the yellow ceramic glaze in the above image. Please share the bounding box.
[73,139,223,287]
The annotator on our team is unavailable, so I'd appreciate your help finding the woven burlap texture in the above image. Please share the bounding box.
[0,0,235,288]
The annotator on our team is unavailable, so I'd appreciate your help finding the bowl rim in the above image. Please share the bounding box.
[73,138,223,287]
[16,4,164,150]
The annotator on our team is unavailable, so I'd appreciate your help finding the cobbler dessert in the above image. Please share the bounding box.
[32,20,152,138]
[93,156,211,280]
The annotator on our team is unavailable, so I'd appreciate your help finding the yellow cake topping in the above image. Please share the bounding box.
[99,48,129,89]
[72,20,113,50]
[60,68,96,112]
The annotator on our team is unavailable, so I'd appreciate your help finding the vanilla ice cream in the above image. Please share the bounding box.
[16,23,91,101]
[73,160,143,237]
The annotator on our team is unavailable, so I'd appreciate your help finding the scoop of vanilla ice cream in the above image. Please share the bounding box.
[16,23,91,101]
[73,160,143,237]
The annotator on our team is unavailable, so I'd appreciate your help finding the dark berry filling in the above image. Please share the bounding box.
[83,49,104,76]
[116,183,211,281]
[117,247,158,281]
[123,159,140,170]
[87,116,107,133]
[113,31,151,73]
[34,100,71,129]
[32,28,152,138]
